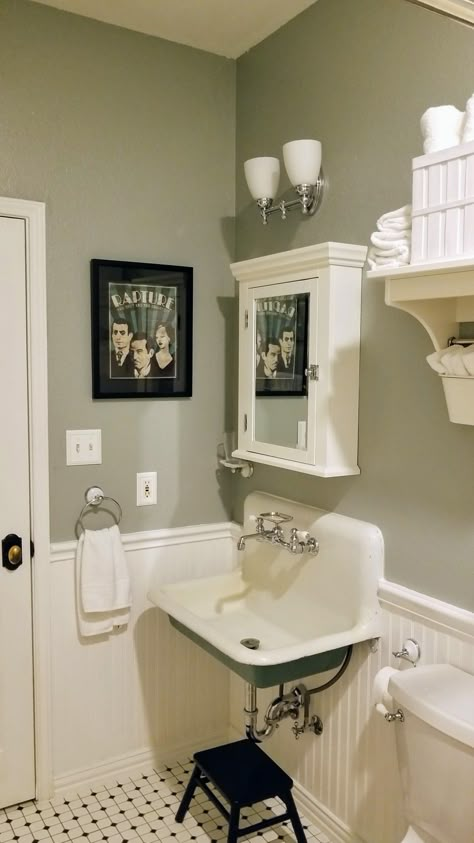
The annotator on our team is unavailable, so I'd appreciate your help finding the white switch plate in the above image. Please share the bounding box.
[137,471,157,506]
[66,429,102,465]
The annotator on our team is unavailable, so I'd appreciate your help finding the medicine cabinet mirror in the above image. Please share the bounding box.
[230,242,367,477]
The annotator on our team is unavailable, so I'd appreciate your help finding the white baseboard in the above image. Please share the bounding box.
[293,780,363,843]
[54,731,229,794]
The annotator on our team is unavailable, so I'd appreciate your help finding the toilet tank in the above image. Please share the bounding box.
[388,664,474,843]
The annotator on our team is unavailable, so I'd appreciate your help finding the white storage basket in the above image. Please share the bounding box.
[441,375,474,425]
[412,140,474,263]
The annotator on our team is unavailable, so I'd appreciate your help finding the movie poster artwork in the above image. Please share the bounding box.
[255,293,308,396]
[91,259,192,399]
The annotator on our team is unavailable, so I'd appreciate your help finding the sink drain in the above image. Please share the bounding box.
[240,637,260,650]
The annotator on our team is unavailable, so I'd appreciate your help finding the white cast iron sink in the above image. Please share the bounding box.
[148,492,383,686]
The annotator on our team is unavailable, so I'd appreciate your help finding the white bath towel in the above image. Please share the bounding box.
[462,344,474,375]
[426,350,447,375]
[367,242,410,269]
[440,345,469,376]
[376,205,412,231]
[76,525,132,638]
[369,245,410,261]
[461,93,474,144]
[371,229,411,248]
[367,253,410,270]
[421,105,464,154]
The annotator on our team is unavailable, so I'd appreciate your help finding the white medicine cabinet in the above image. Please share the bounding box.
[230,242,367,477]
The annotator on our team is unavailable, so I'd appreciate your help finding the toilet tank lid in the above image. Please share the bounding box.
[388,664,474,748]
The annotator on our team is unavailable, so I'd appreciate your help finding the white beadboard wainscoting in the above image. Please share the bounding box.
[49,523,238,791]
[229,579,474,843]
[50,522,473,843]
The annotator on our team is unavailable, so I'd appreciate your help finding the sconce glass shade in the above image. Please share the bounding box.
[244,156,280,200]
[282,139,322,186]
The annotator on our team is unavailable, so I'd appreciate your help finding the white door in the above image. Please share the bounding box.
[0,216,36,807]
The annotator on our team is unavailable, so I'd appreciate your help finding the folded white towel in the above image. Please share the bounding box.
[370,230,411,248]
[461,93,474,144]
[369,245,410,260]
[421,105,464,154]
[367,253,410,270]
[376,205,412,231]
[76,525,132,638]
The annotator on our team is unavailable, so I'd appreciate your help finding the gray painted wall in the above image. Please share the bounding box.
[0,0,236,540]
[234,0,474,611]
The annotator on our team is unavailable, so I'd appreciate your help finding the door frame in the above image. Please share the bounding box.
[0,196,52,800]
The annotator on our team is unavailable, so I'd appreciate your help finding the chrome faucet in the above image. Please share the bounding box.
[236,516,274,550]
[237,512,319,555]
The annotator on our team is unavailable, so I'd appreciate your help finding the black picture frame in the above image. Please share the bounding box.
[255,292,308,397]
[91,258,193,399]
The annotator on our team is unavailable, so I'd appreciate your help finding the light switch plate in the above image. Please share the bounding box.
[66,429,102,465]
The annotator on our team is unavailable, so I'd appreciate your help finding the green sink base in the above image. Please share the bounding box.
[169,617,349,688]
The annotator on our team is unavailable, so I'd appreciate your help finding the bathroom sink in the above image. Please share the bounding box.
[148,492,383,687]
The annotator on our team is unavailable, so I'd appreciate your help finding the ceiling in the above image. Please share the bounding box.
[29,0,319,59]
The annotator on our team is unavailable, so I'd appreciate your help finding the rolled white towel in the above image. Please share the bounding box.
[421,105,464,154]
[427,350,447,374]
[461,93,474,144]
[440,345,469,376]
[462,344,474,375]
[376,204,412,231]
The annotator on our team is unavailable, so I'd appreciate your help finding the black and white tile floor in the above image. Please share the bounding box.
[0,760,332,843]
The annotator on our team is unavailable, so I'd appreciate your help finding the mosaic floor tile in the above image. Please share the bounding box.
[0,760,332,843]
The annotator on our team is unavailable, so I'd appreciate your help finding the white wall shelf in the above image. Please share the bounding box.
[367,257,474,425]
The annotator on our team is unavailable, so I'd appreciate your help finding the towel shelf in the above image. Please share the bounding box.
[368,256,474,425]
[78,486,122,532]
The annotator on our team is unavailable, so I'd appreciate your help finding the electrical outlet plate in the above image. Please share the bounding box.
[66,429,102,465]
[137,471,157,506]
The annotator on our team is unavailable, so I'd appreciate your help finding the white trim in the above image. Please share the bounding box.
[54,732,229,795]
[0,197,52,800]
[378,577,474,640]
[405,1,474,25]
[230,242,368,284]
[50,521,239,562]
[293,781,363,843]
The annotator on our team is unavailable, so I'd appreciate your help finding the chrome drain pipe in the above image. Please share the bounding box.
[244,683,275,742]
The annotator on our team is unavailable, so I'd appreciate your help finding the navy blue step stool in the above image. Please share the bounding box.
[175,739,308,843]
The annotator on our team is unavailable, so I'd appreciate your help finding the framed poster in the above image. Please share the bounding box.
[255,292,308,396]
[91,259,192,399]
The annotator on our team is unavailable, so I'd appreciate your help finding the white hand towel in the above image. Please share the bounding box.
[461,93,474,144]
[76,525,132,638]
[370,230,411,248]
[421,105,464,154]
[426,350,447,375]
[369,246,410,262]
[367,253,410,270]
[440,345,469,376]
[376,205,412,231]
[462,344,474,375]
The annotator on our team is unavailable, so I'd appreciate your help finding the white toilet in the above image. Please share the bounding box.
[388,663,474,843]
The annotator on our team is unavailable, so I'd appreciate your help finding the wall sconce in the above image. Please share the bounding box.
[244,139,325,224]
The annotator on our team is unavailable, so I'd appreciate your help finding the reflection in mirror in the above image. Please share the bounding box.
[254,293,309,449]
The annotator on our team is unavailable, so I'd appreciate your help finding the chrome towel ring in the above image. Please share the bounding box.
[78,486,122,533]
